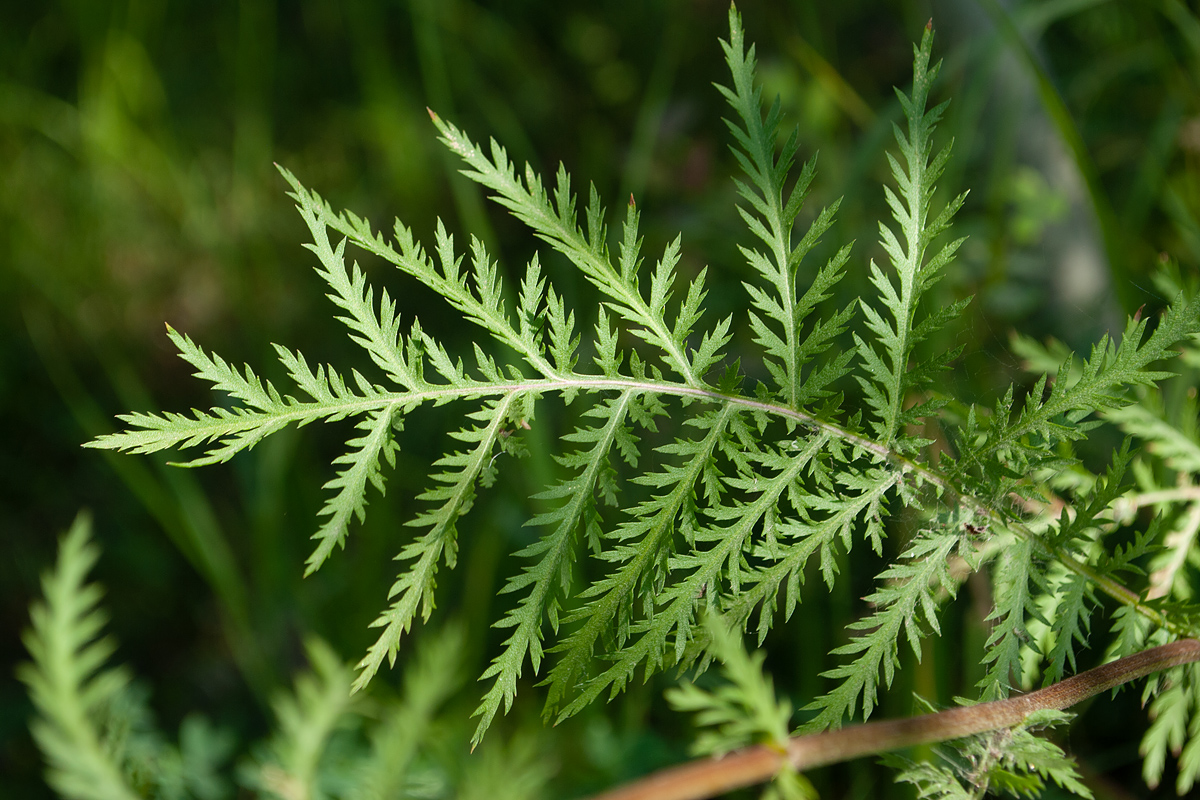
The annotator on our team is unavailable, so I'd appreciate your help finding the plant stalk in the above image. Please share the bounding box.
[584,639,1200,800]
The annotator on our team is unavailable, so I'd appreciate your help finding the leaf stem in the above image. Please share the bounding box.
[583,639,1200,800]
[94,366,1200,642]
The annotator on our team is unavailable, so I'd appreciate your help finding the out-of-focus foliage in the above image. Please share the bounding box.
[21,515,547,800]
[4,2,1198,798]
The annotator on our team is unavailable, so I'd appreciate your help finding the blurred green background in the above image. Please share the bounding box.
[3,0,1198,797]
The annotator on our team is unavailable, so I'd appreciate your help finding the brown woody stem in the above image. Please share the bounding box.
[584,639,1200,800]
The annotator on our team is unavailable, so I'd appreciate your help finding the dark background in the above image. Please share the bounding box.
[3,0,1198,797]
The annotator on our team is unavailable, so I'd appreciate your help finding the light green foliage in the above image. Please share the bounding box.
[667,613,813,800]
[717,9,853,412]
[891,709,1091,799]
[79,2,1200,792]
[802,512,978,731]
[892,760,974,800]
[1140,663,1200,795]
[454,735,554,800]
[852,25,967,453]
[21,516,238,800]
[978,535,1044,700]
[1007,272,1200,792]
[20,513,144,800]
[23,520,536,800]
[667,614,794,757]
[20,516,236,800]
[245,638,359,799]
[348,629,464,800]
[949,301,1198,510]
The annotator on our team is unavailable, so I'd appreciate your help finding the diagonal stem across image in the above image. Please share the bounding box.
[588,640,1200,800]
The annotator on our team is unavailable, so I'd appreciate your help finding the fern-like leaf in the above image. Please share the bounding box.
[80,6,1200,768]
[855,23,967,450]
[1141,662,1200,793]
[544,403,743,715]
[246,637,358,800]
[803,518,973,731]
[718,4,854,410]
[349,627,462,800]
[306,406,401,575]
[356,396,525,693]
[667,613,813,800]
[954,299,1199,506]
[978,535,1046,699]
[560,432,832,719]
[429,113,715,387]
[473,390,644,744]
[19,514,140,800]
